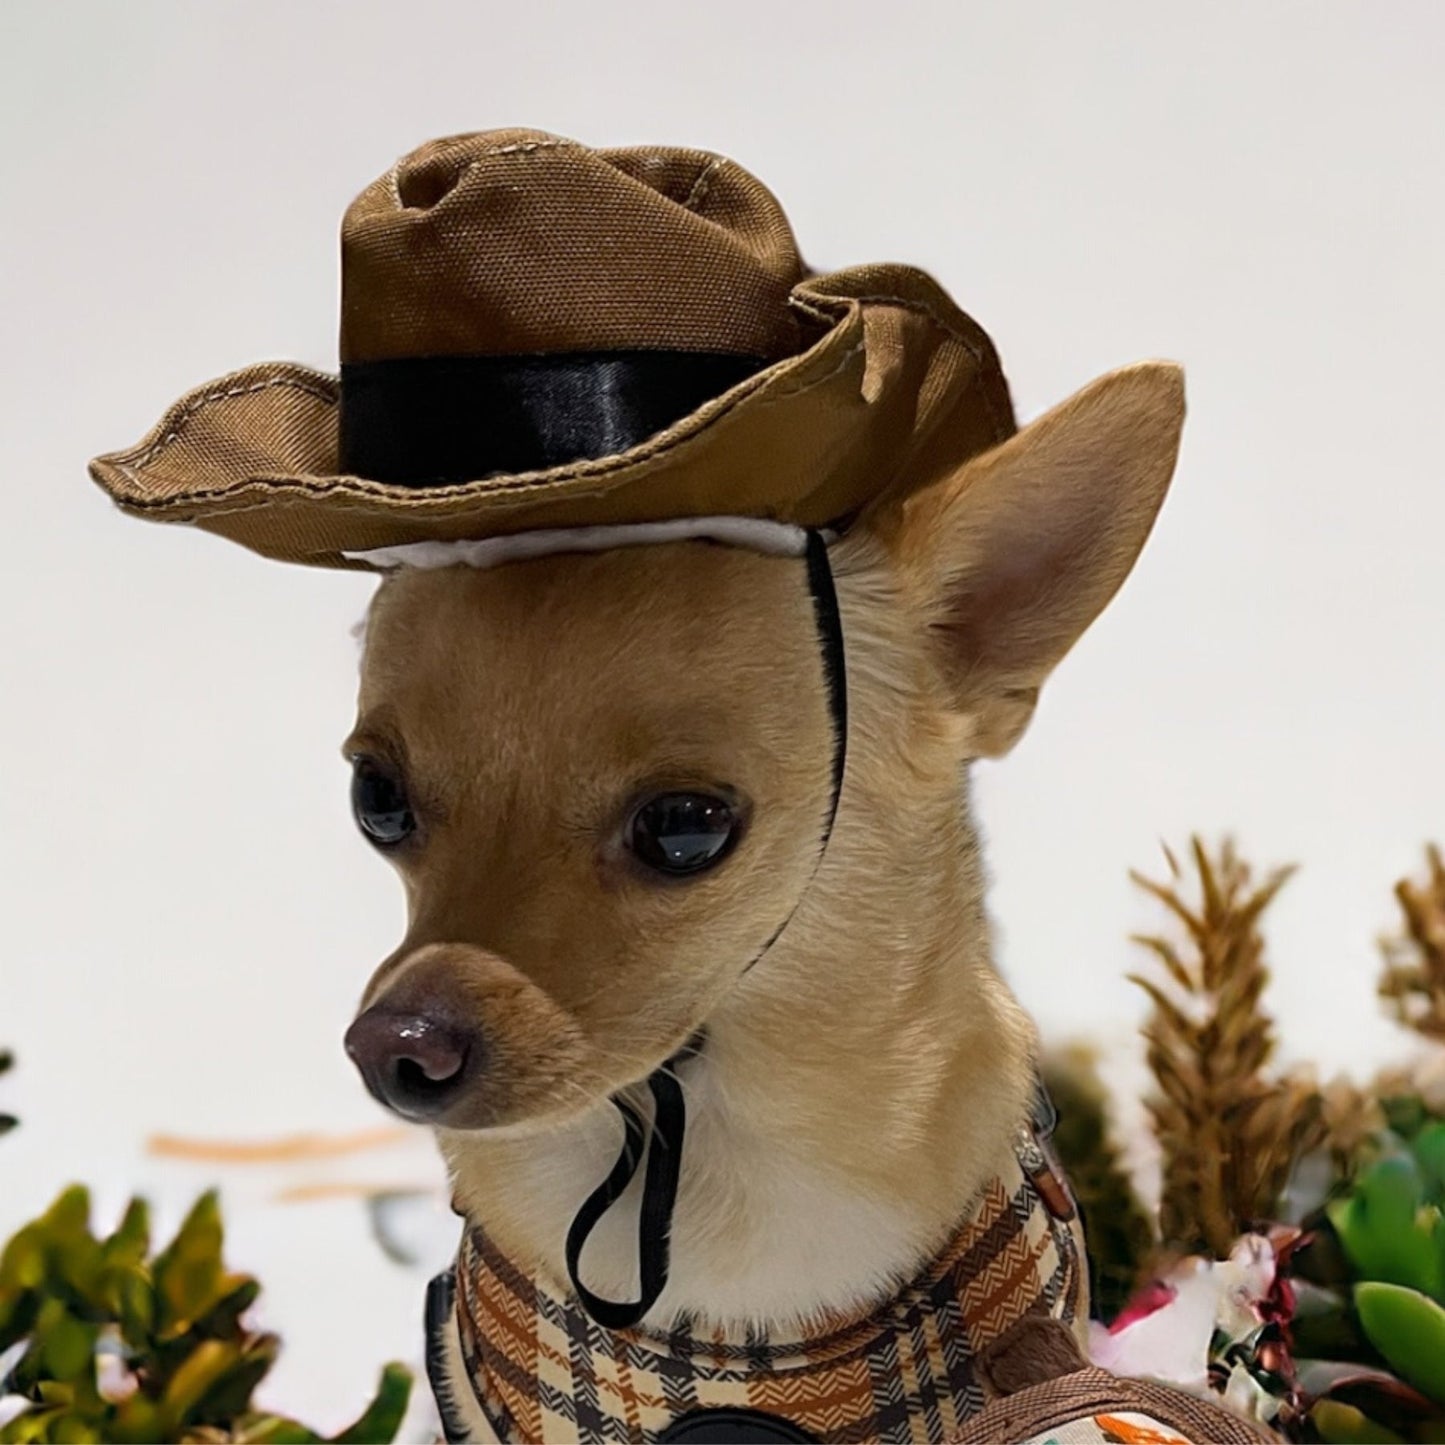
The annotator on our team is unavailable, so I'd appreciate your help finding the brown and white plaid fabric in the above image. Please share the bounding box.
[437,1136,1086,1443]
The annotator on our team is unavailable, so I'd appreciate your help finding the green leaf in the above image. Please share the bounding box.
[151,1192,226,1338]
[41,1190,90,1240]
[160,1337,242,1428]
[37,1311,96,1384]
[1355,1281,1445,1405]
[328,1362,413,1445]
[101,1201,150,1269]
[1412,1123,1445,1202]
[234,1418,324,1444]
[96,1201,155,1341]
[1329,1155,1445,1299]
[106,1396,165,1445]
[0,1223,48,1295]
[108,1267,154,1347]
[42,1192,104,1305]
[187,1333,279,1425]
[193,1275,261,1341]
[1310,1399,1404,1444]
[0,1404,63,1445]
[47,1415,102,1445]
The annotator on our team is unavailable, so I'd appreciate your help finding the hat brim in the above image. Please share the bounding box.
[89,266,1015,570]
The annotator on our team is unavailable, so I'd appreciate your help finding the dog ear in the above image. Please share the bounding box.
[889,361,1184,757]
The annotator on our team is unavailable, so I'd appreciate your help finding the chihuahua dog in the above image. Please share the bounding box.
[339,362,1183,1392]
[90,123,1271,1442]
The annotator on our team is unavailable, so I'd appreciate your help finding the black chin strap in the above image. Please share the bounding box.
[564,1055,690,1331]
[565,528,848,1328]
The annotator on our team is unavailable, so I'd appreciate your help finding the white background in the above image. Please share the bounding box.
[2,2,1442,1435]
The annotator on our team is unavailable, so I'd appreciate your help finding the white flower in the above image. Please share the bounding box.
[1089,1234,1277,1390]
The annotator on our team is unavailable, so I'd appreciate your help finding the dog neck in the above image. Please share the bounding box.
[440,758,1038,1333]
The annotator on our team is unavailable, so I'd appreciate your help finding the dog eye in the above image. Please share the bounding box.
[351,758,416,846]
[629,792,739,876]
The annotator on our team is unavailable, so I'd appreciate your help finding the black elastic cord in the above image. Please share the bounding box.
[742,530,849,969]
[565,1060,687,1330]
[804,528,849,826]
[564,530,848,1330]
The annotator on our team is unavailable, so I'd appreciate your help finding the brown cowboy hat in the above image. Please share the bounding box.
[89,127,1016,570]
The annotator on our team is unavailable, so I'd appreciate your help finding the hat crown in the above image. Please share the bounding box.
[339,129,807,365]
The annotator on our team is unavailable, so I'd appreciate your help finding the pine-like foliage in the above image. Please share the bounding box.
[1379,843,1445,1042]
[1129,838,1324,1256]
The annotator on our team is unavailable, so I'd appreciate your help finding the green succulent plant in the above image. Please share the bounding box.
[1354,1283,1445,1409]
[1325,1128,1445,1306]
[1293,1112,1445,1442]
[0,1186,411,1444]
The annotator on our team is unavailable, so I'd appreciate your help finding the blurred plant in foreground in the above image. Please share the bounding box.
[1040,1045,1156,1321]
[1058,840,1445,1443]
[0,1187,410,1444]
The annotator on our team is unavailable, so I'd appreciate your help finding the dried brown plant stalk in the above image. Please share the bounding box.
[1378,843,1445,1041]
[1129,837,1324,1256]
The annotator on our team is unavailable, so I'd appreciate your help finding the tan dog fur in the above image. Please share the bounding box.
[346,362,1185,1331]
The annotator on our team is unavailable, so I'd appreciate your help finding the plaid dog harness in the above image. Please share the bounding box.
[426,1129,1090,1444]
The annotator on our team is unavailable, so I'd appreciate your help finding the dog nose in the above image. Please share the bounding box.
[343,1009,478,1122]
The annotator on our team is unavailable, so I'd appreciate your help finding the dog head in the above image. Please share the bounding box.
[343,363,1185,1133]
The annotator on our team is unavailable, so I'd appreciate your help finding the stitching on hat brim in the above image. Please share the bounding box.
[96,330,863,514]
[122,374,340,472]
[93,280,1005,518]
